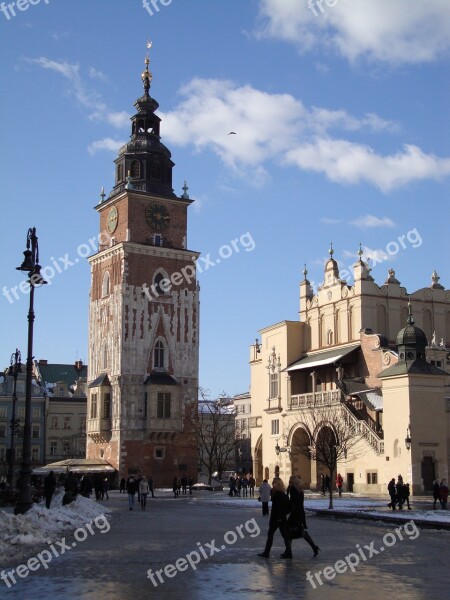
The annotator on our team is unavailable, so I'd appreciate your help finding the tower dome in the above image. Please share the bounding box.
[396,301,427,362]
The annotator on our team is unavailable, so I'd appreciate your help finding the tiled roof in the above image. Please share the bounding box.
[37,363,87,387]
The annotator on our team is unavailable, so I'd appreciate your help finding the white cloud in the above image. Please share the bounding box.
[349,215,395,229]
[285,140,450,192]
[25,57,129,129]
[88,67,109,83]
[88,138,125,155]
[258,0,450,64]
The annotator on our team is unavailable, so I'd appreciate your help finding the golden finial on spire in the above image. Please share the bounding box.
[142,39,153,95]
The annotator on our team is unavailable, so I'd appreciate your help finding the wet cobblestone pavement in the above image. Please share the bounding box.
[1,492,448,600]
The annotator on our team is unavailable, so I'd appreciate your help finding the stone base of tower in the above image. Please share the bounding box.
[86,436,198,487]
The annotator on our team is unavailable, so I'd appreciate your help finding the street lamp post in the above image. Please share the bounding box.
[6,349,21,491]
[14,227,46,515]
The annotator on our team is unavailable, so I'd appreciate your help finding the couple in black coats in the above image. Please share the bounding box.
[258,476,320,559]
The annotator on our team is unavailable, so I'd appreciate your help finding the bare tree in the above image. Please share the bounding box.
[291,399,365,508]
[192,389,239,485]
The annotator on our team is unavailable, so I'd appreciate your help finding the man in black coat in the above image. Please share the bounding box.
[43,470,56,509]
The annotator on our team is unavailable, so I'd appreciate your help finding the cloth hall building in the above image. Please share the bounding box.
[248,248,450,494]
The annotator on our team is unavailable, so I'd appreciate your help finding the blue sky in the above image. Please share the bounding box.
[1,0,449,397]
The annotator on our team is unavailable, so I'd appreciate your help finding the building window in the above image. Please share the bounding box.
[154,234,163,247]
[32,424,40,439]
[327,329,333,345]
[154,340,165,369]
[50,441,58,456]
[117,163,123,183]
[16,448,22,461]
[50,416,58,429]
[157,392,171,419]
[103,346,108,370]
[0,424,6,438]
[80,416,86,433]
[18,407,25,420]
[90,394,98,419]
[367,472,378,484]
[63,416,71,430]
[153,271,171,296]
[31,447,40,463]
[130,160,141,178]
[0,408,6,419]
[155,447,165,459]
[151,162,161,180]
[0,446,6,461]
[103,393,111,418]
[63,441,71,456]
[269,372,279,399]
[32,408,40,420]
[102,272,110,297]
[271,419,279,436]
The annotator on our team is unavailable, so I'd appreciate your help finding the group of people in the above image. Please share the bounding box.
[124,474,155,510]
[433,479,449,509]
[257,476,320,560]
[172,475,194,497]
[228,474,256,497]
[387,475,411,510]
[43,470,110,508]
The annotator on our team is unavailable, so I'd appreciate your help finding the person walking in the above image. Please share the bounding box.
[173,476,179,497]
[396,475,404,509]
[439,479,449,509]
[43,470,56,509]
[242,476,249,497]
[119,477,126,494]
[79,475,92,499]
[101,477,109,500]
[127,475,137,510]
[287,476,320,557]
[139,476,150,510]
[259,479,271,516]
[387,478,397,510]
[336,473,343,497]
[249,475,256,497]
[257,477,292,559]
[181,475,188,495]
[433,479,440,509]
[403,482,412,510]
[188,476,193,495]
[148,475,155,498]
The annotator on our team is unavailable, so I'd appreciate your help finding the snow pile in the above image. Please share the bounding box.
[0,488,111,564]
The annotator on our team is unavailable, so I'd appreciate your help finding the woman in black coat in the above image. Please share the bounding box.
[257,477,292,559]
[287,476,320,557]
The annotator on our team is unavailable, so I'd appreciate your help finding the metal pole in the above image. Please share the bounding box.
[14,285,35,514]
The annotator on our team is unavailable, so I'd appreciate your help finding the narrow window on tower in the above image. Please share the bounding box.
[103,345,108,370]
[157,392,171,418]
[103,393,111,419]
[130,160,141,178]
[154,340,165,369]
[151,162,161,180]
[117,164,123,183]
[90,393,98,419]
[269,372,278,399]
[102,272,110,297]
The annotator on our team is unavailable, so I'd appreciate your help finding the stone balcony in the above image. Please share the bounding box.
[289,390,341,409]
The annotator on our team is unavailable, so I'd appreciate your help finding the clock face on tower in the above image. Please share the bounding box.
[107,206,118,234]
[146,203,170,231]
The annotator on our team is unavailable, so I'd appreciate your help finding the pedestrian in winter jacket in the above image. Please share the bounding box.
[388,478,397,510]
[258,479,271,516]
[439,479,449,509]
[287,476,320,557]
[258,477,292,559]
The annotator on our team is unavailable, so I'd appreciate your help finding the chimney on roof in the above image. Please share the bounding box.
[39,359,48,365]
[75,359,83,371]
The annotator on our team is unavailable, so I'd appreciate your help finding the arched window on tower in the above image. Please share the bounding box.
[154,340,165,369]
[117,164,123,183]
[102,272,110,297]
[327,329,333,346]
[151,162,161,181]
[102,345,108,371]
[377,305,387,338]
[130,160,141,178]
[138,120,145,133]
[153,271,171,296]
[423,309,432,344]
[348,306,354,341]
[335,310,340,344]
